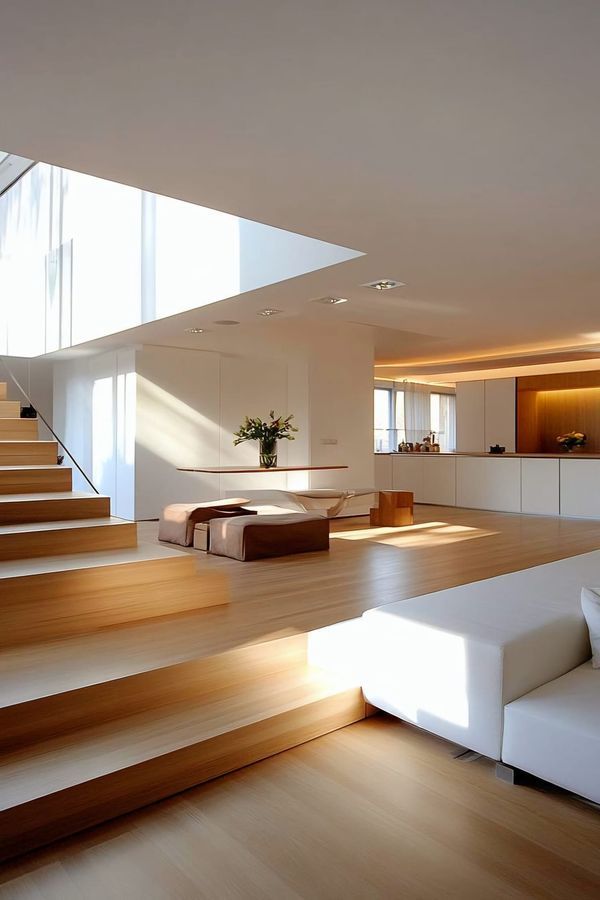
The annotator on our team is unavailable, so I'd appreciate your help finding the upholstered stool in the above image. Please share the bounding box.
[158,498,255,546]
[209,513,330,561]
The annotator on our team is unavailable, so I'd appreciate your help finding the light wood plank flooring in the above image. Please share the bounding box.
[2,504,600,887]
[1,715,599,899]
[139,502,600,652]
[12,502,599,708]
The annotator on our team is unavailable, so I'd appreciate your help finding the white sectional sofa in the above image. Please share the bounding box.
[362,550,600,802]
[503,661,600,803]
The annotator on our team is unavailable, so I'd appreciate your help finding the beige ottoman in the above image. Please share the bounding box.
[158,498,254,546]
[209,513,330,561]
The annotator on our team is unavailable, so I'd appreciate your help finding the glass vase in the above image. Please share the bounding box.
[259,439,278,468]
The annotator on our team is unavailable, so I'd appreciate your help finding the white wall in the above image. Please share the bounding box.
[0,162,361,357]
[134,323,374,517]
[53,349,135,518]
[50,322,375,520]
[308,329,375,490]
[135,346,222,519]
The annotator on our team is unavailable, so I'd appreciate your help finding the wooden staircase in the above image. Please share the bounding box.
[0,385,365,861]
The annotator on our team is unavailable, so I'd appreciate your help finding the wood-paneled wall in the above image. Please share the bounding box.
[517,371,600,453]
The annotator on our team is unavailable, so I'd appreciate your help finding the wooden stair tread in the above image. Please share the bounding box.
[0,611,235,708]
[0,465,66,472]
[0,491,107,504]
[0,516,128,535]
[0,667,357,810]
[0,541,190,580]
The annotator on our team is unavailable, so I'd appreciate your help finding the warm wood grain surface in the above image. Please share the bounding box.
[0,465,72,493]
[0,517,138,561]
[0,442,57,466]
[0,420,38,440]
[0,402,22,418]
[4,504,600,709]
[0,491,111,523]
[1,715,599,899]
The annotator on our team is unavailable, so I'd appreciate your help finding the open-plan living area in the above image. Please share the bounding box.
[1,2,600,897]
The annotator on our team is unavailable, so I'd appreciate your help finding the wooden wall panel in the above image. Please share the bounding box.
[517,371,600,453]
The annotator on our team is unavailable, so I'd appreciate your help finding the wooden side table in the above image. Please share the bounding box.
[370,491,414,527]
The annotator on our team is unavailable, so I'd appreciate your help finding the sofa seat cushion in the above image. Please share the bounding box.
[209,513,330,561]
[503,661,600,803]
[581,587,600,668]
[361,551,600,760]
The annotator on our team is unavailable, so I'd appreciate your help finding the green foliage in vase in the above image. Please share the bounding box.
[233,411,299,447]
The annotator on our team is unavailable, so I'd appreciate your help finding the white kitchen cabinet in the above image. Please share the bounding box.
[456,456,521,512]
[560,459,600,518]
[374,454,393,490]
[521,458,559,515]
[421,455,456,505]
[392,455,424,501]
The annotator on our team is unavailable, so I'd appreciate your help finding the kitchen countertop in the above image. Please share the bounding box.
[375,451,600,459]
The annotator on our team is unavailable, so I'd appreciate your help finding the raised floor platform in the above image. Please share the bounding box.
[3,503,600,861]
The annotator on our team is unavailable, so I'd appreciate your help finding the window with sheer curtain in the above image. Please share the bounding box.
[374,385,456,451]
[430,392,456,451]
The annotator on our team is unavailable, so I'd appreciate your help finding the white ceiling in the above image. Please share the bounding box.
[2,0,600,375]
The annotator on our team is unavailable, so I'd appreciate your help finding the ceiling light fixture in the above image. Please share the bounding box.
[258,308,282,317]
[363,279,406,291]
[213,320,240,326]
[184,327,205,334]
[312,296,349,305]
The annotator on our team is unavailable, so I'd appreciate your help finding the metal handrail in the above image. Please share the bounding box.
[0,357,100,494]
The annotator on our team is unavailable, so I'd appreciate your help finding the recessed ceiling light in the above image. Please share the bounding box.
[258,308,282,317]
[312,296,349,305]
[213,320,240,326]
[363,279,406,291]
[184,327,206,334]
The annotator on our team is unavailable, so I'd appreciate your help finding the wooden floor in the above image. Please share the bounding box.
[130,502,600,659]
[3,503,600,885]
[10,503,600,706]
[1,714,599,899]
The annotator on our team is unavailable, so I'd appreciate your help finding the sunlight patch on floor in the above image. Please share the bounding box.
[331,521,498,548]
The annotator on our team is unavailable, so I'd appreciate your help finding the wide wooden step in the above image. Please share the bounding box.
[0,401,21,418]
[0,517,137,561]
[0,442,57,466]
[0,545,229,647]
[0,632,308,749]
[0,491,110,524]
[0,465,72,494]
[0,418,38,439]
[0,608,240,715]
[0,667,364,861]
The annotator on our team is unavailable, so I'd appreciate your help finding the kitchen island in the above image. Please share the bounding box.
[374,452,600,518]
